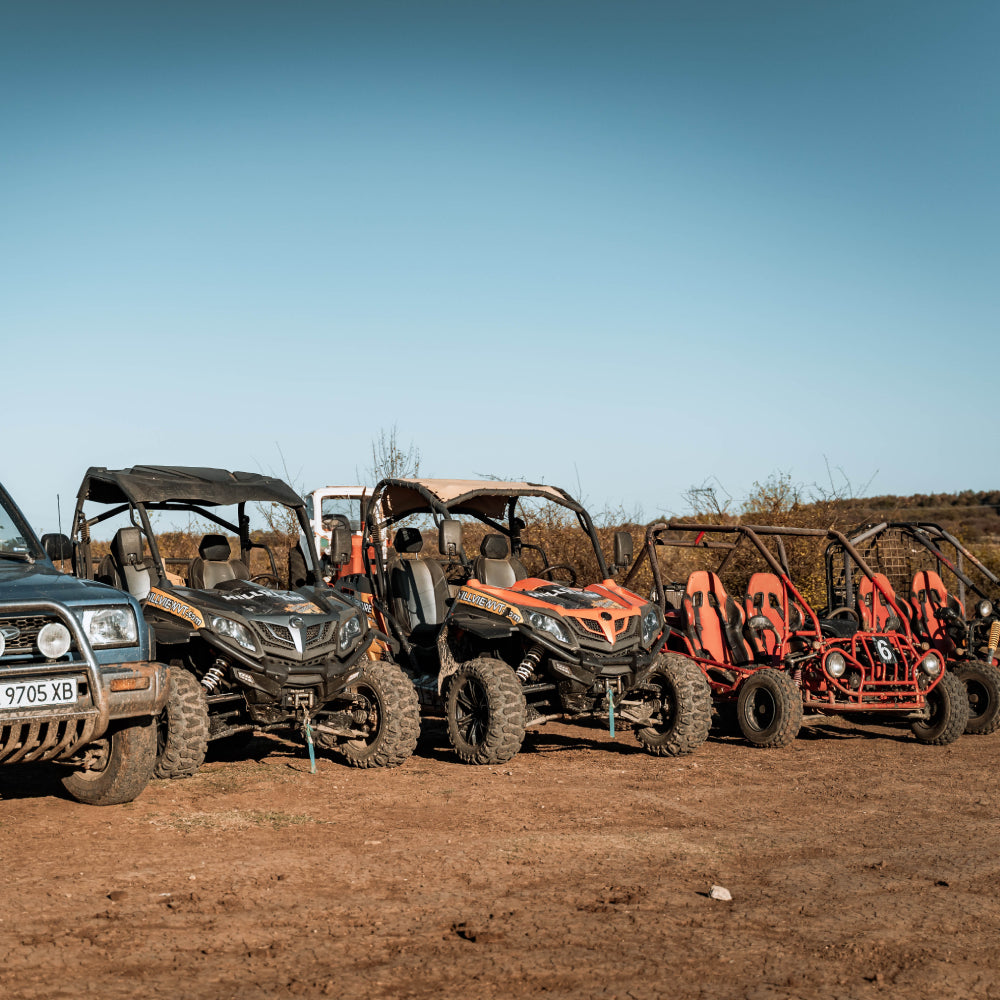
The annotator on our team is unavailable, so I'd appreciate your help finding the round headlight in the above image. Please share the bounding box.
[825,651,847,678]
[37,622,72,659]
[921,653,942,677]
[978,600,993,619]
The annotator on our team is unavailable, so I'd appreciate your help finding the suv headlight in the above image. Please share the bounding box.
[978,600,993,619]
[210,616,257,652]
[641,606,663,646]
[527,611,570,645]
[338,615,363,651]
[74,607,138,648]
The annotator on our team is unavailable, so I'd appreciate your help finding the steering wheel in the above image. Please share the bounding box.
[251,574,281,587]
[827,606,860,623]
[534,564,578,586]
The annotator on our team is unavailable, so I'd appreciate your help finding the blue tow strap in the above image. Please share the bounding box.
[305,721,316,774]
[607,684,615,737]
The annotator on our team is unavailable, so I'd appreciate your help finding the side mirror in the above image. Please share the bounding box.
[42,533,73,562]
[612,531,633,570]
[439,519,462,558]
[330,526,353,566]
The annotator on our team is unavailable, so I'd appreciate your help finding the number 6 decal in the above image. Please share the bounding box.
[875,638,894,663]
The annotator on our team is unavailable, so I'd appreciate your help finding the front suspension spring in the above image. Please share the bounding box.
[201,661,227,692]
[517,644,544,683]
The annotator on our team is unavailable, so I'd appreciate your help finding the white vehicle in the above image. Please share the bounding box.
[304,487,371,578]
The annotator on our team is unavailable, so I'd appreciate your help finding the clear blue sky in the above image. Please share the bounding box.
[3,1,997,532]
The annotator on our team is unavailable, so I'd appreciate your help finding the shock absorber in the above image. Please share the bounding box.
[516,644,544,683]
[201,660,227,692]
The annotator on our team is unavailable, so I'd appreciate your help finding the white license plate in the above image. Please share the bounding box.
[0,678,78,710]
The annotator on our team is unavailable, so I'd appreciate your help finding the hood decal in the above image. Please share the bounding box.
[455,589,524,625]
[517,584,618,611]
[147,587,205,628]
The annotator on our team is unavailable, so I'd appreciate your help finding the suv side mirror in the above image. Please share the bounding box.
[613,531,633,571]
[330,526,353,566]
[439,519,462,558]
[42,533,73,562]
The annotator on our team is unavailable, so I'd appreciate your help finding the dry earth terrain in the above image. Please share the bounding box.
[2,717,999,1000]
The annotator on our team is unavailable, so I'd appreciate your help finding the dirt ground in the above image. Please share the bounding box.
[2,716,999,1000]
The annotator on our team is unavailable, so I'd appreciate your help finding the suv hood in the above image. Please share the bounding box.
[0,560,134,608]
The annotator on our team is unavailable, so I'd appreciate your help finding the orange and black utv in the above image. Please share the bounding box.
[334,479,712,765]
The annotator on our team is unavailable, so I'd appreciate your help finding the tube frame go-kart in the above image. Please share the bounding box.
[624,521,969,747]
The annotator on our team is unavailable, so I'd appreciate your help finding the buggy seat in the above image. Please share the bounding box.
[857,573,906,632]
[683,570,752,665]
[101,526,155,601]
[744,572,807,657]
[470,534,528,589]
[388,527,449,635]
[189,535,250,590]
[910,569,964,650]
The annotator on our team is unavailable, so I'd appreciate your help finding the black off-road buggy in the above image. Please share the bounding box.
[622,522,968,747]
[334,478,711,765]
[69,466,419,775]
[826,521,1000,734]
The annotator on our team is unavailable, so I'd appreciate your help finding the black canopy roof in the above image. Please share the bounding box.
[78,466,304,508]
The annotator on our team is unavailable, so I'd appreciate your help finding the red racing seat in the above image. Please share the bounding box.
[744,572,806,656]
[857,573,906,632]
[910,570,964,647]
[683,570,752,665]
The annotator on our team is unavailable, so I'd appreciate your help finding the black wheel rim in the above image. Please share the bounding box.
[966,678,989,721]
[744,687,777,734]
[454,676,489,747]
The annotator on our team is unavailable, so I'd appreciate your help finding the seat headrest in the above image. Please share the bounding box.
[112,527,144,567]
[199,534,232,561]
[393,527,423,554]
[481,534,509,559]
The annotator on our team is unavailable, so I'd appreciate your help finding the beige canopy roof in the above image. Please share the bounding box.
[376,478,581,522]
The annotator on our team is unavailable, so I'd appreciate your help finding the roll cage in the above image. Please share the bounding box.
[826,521,1000,612]
[361,477,612,591]
[72,465,323,587]
[624,521,919,645]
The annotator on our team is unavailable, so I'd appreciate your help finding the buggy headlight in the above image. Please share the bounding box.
[210,616,257,652]
[338,615,363,651]
[641,606,663,646]
[920,652,942,677]
[527,611,570,644]
[74,607,138,648]
[825,651,847,678]
[37,622,72,659]
[978,600,993,619]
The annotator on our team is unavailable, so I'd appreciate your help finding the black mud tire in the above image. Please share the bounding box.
[336,660,421,768]
[910,671,970,745]
[444,658,526,765]
[736,668,803,748]
[635,653,712,757]
[952,660,1000,735]
[61,717,158,806]
[154,666,209,779]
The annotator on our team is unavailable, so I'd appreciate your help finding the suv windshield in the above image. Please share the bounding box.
[0,490,42,559]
